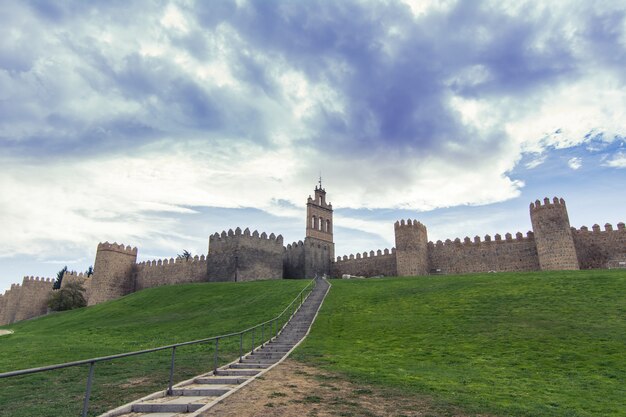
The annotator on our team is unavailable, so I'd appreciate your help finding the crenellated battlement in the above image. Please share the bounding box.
[137,254,207,268]
[285,241,304,251]
[97,242,138,255]
[572,222,625,233]
[335,248,395,262]
[22,276,54,285]
[529,196,567,211]
[210,228,284,245]
[428,231,535,248]
[207,227,284,282]
[63,271,88,278]
[394,219,427,231]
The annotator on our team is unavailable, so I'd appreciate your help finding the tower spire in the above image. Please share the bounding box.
[318,172,323,190]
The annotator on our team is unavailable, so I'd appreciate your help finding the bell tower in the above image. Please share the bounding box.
[306,177,334,244]
[303,178,334,277]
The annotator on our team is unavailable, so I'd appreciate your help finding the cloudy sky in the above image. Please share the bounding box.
[1,0,625,291]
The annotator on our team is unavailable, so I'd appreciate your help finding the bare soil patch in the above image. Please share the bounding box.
[201,359,492,417]
[0,330,13,336]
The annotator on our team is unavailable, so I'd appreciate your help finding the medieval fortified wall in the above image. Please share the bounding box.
[1,187,624,326]
[334,197,625,277]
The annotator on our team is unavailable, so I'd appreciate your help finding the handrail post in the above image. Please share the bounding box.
[168,346,176,395]
[251,327,255,354]
[261,323,264,346]
[81,361,95,417]
[239,332,243,362]
[214,338,219,374]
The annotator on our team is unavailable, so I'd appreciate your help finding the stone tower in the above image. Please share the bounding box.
[88,242,138,305]
[530,197,579,270]
[304,181,334,277]
[395,219,429,276]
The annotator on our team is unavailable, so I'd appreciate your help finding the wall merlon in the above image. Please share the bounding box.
[394,218,426,231]
[530,196,567,211]
[22,276,54,285]
[212,229,283,246]
[97,241,138,255]
[138,254,207,268]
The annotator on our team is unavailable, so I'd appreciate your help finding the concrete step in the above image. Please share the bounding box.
[244,352,283,358]
[195,376,248,385]
[260,347,291,352]
[170,384,231,396]
[229,363,271,369]
[215,369,260,376]
[131,396,207,413]
[240,358,279,364]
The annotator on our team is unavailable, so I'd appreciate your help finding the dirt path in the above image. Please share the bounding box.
[200,359,488,417]
[0,330,13,336]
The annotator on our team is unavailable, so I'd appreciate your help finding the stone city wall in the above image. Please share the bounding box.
[283,241,306,278]
[303,237,334,278]
[13,276,54,323]
[572,223,626,269]
[332,248,397,277]
[0,284,21,325]
[207,228,284,282]
[61,271,93,292]
[135,255,208,290]
[0,294,5,325]
[428,232,540,274]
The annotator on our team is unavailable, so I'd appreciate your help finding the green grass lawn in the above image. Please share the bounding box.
[294,270,626,417]
[0,279,310,417]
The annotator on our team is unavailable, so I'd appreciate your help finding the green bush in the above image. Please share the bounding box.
[47,282,87,311]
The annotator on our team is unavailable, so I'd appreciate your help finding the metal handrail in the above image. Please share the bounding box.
[0,278,315,416]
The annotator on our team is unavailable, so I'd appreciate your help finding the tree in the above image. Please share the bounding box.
[48,282,87,312]
[85,265,94,277]
[177,250,192,261]
[52,266,68,290]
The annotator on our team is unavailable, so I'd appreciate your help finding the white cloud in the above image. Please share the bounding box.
[568,157,582,170]
[506,73,626,153]
[525,154,547,169]
[605,152,626,168]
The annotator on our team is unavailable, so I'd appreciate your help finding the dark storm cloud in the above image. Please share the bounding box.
[189,0,590,158]
[0,0,624,161]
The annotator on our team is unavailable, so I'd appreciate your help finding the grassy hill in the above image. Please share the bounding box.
[0,279,311,416]
[295,270,626,417]
[1,270,624,417]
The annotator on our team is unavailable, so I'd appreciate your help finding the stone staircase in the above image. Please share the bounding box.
[104,278,330,417]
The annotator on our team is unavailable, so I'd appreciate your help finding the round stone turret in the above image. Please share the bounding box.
[88,242,138,305]
[530,197,579,270]
[394,219,429,276]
